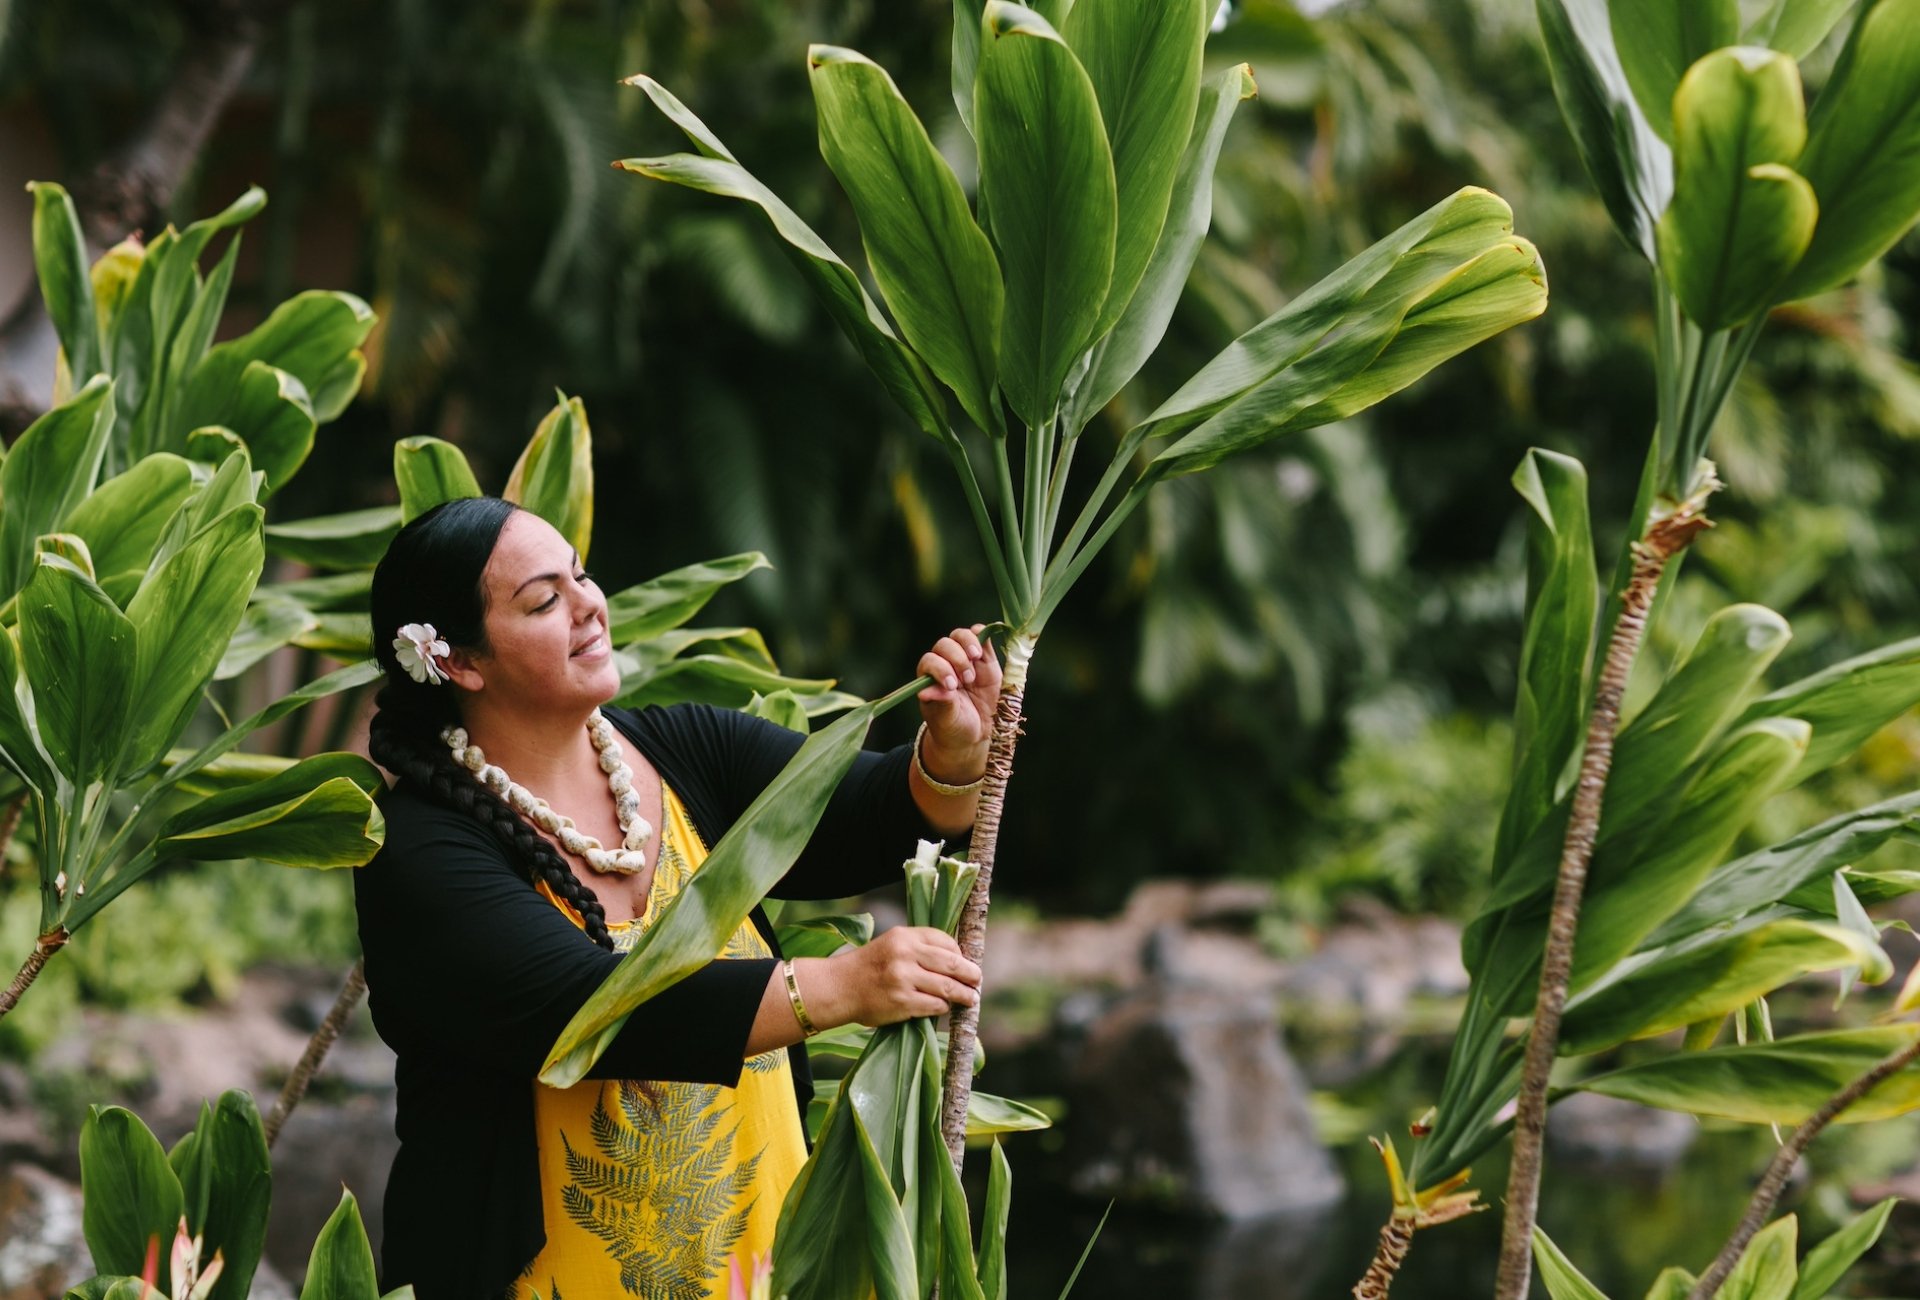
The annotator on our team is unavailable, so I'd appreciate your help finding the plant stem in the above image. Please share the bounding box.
[990,438,1032,615]
[1353,1216,1415,1300]
[0,928,69,1018]
[943,436,1018,614]
[1686,1032,1920,1300]
[938,632,1036,1173]
[1492,495,1717,1300]
[263,957,367,1147]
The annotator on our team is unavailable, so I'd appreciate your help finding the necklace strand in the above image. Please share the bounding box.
[441,709,653,875]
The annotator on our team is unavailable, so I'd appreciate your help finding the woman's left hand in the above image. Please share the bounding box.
[915,624,1001,771]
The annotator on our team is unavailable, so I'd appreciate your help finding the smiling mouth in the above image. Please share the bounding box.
[571,633,606,657]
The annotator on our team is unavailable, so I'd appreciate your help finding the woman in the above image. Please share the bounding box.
[354,496,995,1299]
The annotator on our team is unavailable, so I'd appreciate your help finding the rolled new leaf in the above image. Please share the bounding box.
[540,678,926,1086]
[1775,0,1920,299]
[393,437,482,522]
[809,45,1005,437]
[976,2,1116,429]
[1575,1024,1920,1124]
[504,391,593,560]
[1654,47,1815,331]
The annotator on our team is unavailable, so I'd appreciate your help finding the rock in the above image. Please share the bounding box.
[1062,985,1344,1219]
[1545,1091,1698,1171]
[1273,912,1467,1029]
[22,961,396,1289]
[263,1091,398,1279]
[0,1163,88,1300]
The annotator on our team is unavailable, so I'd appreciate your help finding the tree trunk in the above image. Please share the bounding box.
[0,929,69,1018]
[73,0,286,244]
[938,632,1035,1174]
[1493,499,1715,1300]
[263,957,366,1147]
[1687,1034,1920,1300]
[0,0,285,436]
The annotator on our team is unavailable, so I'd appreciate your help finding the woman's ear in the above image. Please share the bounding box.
[441,645,485,693]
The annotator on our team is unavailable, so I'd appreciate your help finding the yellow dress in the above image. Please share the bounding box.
[514,787,806,1300]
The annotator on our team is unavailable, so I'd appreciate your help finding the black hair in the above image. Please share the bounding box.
[366,496,615,950]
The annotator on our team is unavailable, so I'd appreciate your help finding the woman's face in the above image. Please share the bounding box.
[465,511,619,711]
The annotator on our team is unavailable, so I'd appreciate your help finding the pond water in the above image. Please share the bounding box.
[997,1031,1920,1298]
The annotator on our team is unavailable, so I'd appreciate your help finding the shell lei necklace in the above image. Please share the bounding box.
[441,709,654,875]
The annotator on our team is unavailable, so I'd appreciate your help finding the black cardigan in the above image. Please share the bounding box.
[354,703,945,1299]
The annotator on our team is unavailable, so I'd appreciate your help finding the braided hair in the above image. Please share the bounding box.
[367,497,617,951]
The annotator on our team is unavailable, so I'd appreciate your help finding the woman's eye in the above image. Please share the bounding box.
[535,594,559,613]
[576,571,595,586]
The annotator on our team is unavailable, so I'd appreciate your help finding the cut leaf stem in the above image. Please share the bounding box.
[0,927,68,1019]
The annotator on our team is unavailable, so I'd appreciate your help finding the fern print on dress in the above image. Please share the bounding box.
[560,1080,764,1299]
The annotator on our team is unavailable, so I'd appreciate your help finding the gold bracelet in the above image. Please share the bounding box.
[783,959,819,1038]
[914,722,987,796]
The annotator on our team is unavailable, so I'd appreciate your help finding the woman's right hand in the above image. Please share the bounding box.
[798,926,983,1029]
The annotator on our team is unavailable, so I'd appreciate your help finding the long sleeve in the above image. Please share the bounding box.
[618,703,963,901]
[355,788,777,1084]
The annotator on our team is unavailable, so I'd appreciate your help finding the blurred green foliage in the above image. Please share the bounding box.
[1,0,1913,926]
[0,861,357,1058]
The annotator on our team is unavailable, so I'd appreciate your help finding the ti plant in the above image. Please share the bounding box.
[769,842,1043,1300]
[1532,1198,1898,1300]
[1353,1,1920,1294]
[68,1089,413,1300]
[600,0,1546,1169]
[0,183,390,1022]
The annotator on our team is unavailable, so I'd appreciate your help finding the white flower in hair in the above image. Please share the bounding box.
[394,622,451,685]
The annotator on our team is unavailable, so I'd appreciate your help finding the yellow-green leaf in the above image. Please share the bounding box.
[504,391,593,560]
[1654,47,1815,330]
